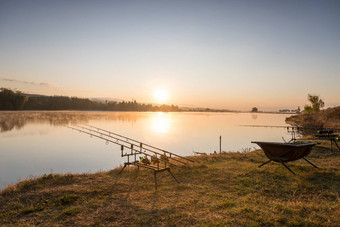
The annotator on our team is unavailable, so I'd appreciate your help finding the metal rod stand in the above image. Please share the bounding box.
[119,163,127,174]
[258,160,271,168]
[280,161,296,175]
[168,169,180,184]
[303,158,319,168]
[154,168,180,190]
[333,139,340,152]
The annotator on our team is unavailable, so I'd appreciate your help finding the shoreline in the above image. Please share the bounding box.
[0,109,296,114]
[1,141,339,226]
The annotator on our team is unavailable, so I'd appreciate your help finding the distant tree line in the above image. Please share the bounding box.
[0,88,179,112]
[0,88,28,110]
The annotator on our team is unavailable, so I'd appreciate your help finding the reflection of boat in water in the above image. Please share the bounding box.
[252,141,318,175]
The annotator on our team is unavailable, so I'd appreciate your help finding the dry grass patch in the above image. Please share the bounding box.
[1,143,339,226]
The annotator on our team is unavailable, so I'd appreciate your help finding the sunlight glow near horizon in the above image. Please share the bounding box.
[153,89,169,104]
[1,0,340,110]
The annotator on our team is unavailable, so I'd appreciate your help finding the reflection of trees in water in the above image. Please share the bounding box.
[0,114,26,132]
[251,114,258,120]
[0,111,146,133]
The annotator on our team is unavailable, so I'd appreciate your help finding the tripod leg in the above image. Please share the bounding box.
[118,164,127,175]
[334,139,340,152]
[281,161,296,175]
[154,171,157,191]
[303,158,319,168]
[258,160,271,168]
[168,169,180,184]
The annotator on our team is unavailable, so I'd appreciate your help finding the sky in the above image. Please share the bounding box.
[0,0,339,111]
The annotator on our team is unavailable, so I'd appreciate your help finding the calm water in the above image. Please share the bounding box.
[0,111,294,189]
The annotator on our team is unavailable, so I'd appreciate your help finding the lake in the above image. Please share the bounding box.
[0,111,294,189]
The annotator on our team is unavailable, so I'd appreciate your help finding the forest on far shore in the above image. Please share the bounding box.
[0,88,179,112]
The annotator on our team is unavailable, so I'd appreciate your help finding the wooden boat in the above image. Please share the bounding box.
[252,141,318,174]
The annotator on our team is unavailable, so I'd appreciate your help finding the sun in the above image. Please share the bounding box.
[153,89,169,103]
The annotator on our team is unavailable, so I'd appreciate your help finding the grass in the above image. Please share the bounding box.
[286,106,340,129]
[1,142,340,226]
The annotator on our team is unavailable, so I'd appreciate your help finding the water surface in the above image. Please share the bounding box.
[0,111,294,189]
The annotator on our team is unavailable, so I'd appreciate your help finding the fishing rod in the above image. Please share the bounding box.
[82,124,194,162]
[239,125,340,132]
[68,124,193,190]
[68,126,179,166]
[76,125,188,165]
[69,124,194,165]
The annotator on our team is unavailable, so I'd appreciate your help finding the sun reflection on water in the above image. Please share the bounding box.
[151,112,171,133]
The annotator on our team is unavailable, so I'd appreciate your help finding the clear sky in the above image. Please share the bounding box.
[1,0,339,111]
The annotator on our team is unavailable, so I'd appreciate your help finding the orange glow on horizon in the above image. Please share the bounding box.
[153,89,169,103]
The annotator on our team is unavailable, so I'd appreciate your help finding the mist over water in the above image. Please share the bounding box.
[0,111,293,189]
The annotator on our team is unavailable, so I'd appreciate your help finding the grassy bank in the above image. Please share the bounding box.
[286,106,340,129]
[1,142,339,226]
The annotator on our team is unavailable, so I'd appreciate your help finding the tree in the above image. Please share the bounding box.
[303,94,324,113]
[297,106,301,113]
[0,88,27,110]
[251,107,258,112]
